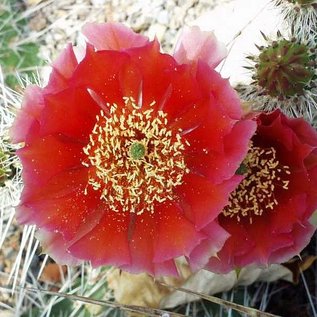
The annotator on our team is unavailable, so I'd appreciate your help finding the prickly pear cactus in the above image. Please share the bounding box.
[0,0,42,88]
[287,0,317,5]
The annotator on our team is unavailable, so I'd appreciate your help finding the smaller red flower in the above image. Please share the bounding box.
[206,110,317,273]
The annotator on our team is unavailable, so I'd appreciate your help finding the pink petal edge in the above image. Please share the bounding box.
[51,43,78,80]
[174,25,227,68]
[188,221,230,271]
[10,85,44,143]
[36,229,82,266]
[82,22,149,51]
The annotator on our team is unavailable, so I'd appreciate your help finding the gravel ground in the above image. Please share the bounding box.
[26,0,227,62]
[24,0,283,86]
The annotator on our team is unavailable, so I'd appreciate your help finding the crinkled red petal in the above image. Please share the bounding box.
[118,61,143,103]
[195,62,242,120]
[175,173,242,230]
[154,259,179,276]
[40,87,100,142]
[125,41,185,111]
[269,221,316,264]
[205,219,253,273]
[155,64,202,122]
[188,221,230,271]
[186,119,256,184]
[119,211,178,276]
[121,212,157,274]
[20,189,101,241]
[19,167,88,210]
[69,210,131,267]
[70,44,130,104]
[153,202,205,262]
[17,135,85,189]
[179,96,233,154]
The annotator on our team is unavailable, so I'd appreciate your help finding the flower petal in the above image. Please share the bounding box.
[10,85,44,143]
[269,221,316,264]
[186,119,256,183]
[17,134,84,188]
[118,212,178,276]
[19,167,88,209]
[158,64,202,122]
[118,61,143,103]
[70,44,129,104]
[40,87,100,142]
[182,95,235,154]
[125,40,180,109]
[188,221,230,271]
[45,43,78,94]
[176,173,242,230]
[19,189,102,241]
[36,229,82,266]
[153,202,205,262]
[82,22,149,51]
[121,212,156,274]
[69,211,131,267]
[154,259,179,276]
[174,26,227,68]
[196,63,242,120]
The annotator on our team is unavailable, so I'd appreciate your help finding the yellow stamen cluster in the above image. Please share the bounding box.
[82,97,189,215]
[223,144,291,224]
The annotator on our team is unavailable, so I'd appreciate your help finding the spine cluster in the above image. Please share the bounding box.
[238,31,317,120]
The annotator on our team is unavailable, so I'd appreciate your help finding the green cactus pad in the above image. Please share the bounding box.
[0,0,42,88]
[0,150,10,186]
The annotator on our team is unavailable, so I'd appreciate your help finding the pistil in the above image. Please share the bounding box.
[129,142,146,160]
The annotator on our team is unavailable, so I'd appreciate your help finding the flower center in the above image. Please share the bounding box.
[82,97,190,215]
[223,143,290,224]
[129,142,146,160]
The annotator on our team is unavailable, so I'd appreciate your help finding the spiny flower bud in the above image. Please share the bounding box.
[238,32,317,120]
[256,39,314,97]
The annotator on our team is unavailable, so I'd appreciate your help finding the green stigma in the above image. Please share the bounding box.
[129,142,146,160]
[236,162,249,175]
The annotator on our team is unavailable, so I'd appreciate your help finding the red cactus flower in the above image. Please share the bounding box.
[206,110,317,273]
[12,23,255,275]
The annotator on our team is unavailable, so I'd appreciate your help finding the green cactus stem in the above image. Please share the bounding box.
[0,0,42,88]
[287,0,317,6]
[0,149,10,186]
